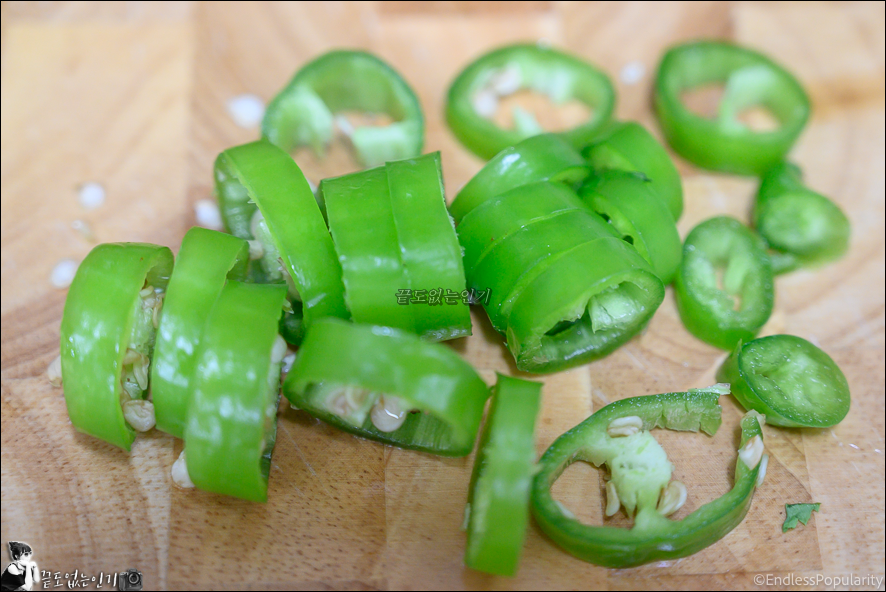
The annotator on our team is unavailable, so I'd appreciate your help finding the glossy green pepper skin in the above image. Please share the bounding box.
[60,243,173,450]
[322,153,471,340]
[532,387,765,568]
[151,227,249,439]
[654,41,810,175]
[718,334,850,428]
[446,44,615,160]
[458,181,663,373]
[449,134,588,223]
[185,281,287,503]
[675,216,774,350]
[578,170,682,285]
[215,141,349,329]
[464,374,541,576]
[582,121,683,220]
[283,319,489,456]
[754,162,850,274]
[262,50,424,168]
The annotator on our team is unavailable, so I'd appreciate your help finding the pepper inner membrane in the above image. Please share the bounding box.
[537,280,649,360]
[120,283,165,432]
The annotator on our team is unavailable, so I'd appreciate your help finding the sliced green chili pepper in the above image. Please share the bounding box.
[582,121,683,220]
[464,374,541,576]
[578,170,682,285]
[283,319,489,456]
[322,153,470,340]
[532,385,766,568]
[506,237,664,373]
[322,165,415,332]
[754,162,850,274]
[675,216,774,350]
[449,133,588,223]
[654,40,810,175]
[717,334,850,428]
[262,50,424,168]
[386,152,471,340]
[185,281,287,503]
[446,44,615,160]
[60,243,173,450]
[459,182,619,334]
[150,228,249,439]
[214,141,349,328]
[457,181,662,372]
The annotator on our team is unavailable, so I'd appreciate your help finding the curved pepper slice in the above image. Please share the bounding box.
[322,165,415,332]
[262,50,424,168]
[185,281,287,503]
[582,121,683,220]
[386,152,471,340]
[150,228,249,439]
[718,334,850,428]
[531,386,766,568]
[323,154,471,340]
[578,170,682,285]
[60,243,174,450]
[506,237,664,373]
[654,41,810,175]
[214,141,349,328]
[460,186,618,333]
[283,319,489,456]
[446,44,615,160]
[754,162,850,274]
[449,134,588,223]
[675,216,774,350]
[464,374,541,576]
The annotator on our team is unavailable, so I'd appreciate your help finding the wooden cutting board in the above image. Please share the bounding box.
[2,2,883,590]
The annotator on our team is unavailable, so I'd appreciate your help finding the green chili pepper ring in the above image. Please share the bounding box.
[718,334,851,428]
[464,374,541,576]
[532,388,765,568]
[284,319,489,456]
[262,50,424,168]
[60,243,174,451]
[654,40,810,175]
[446,43,615,160]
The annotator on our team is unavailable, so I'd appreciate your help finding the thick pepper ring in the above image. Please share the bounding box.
[446,43,615,160]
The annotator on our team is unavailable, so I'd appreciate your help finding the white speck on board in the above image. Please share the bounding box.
[226,94,265,128]
[51,259,79,288]
[620,61,645,85]
[194,199,223,230]
[78,182,105,210]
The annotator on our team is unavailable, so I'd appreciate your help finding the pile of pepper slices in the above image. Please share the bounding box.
[57,42,852,573]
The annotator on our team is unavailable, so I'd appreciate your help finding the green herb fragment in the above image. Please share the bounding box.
[782,502,820,532]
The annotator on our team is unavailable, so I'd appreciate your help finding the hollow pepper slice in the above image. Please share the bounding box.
[150,228,249,439]
[581,121,683,220]
[283,319,489,456]
[449,133,588,223]
[531,386,766,568]
[464,374,541,576]
[214,140,349,328]
[322,153,470,340]
[184,281,287,503]
[654,40,810,175]
[60,243,174,450]
[506,237,664,373]
[718,334,850,428]
[459,183,618,333]
[578,170,682,285]
[446,44,615,160]
[385,152,471,340]
[754,162,850,274]
[262,50,424,168]
[675,216,774,350]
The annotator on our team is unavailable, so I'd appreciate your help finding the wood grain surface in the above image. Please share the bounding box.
[2,2,884,590]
